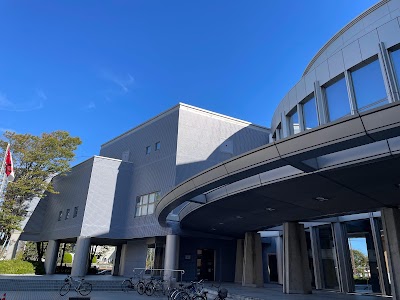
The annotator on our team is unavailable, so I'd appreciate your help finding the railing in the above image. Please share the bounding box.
[133,268,185,285]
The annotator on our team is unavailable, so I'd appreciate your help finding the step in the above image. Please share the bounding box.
[0,278,124,292]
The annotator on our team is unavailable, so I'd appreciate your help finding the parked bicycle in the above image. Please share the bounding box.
[211,283,228,300]
[169,280,206,300]
[121,272,145,292]
[59,275,92,296]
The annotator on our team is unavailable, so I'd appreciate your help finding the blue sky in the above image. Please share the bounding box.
[0,0,379,165]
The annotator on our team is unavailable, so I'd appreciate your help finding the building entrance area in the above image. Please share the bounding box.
[196,249,215,281]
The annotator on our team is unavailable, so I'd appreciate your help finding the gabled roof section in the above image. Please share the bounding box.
[101,103,269,147]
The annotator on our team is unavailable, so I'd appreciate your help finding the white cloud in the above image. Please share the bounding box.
[100,71,135,94]
[36,89,48,101]
[0,91,44,112]
[83,101,96,110]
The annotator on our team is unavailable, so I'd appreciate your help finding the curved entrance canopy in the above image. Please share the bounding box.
[155,102,400,237]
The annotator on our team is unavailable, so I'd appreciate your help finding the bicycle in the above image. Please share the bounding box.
[211,283,228,300]
[121,272,144,292]
[59,275,92,296]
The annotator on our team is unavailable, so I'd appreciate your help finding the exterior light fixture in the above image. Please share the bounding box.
[265,208,275,211]
[219,222,224,225]
[236,216,243,219]
[314,196,329,202]
[211,228,216,231]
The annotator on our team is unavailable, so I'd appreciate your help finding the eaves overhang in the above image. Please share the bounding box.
[155,101,400,228]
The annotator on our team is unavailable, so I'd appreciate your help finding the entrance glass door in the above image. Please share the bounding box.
[196,249,215,281]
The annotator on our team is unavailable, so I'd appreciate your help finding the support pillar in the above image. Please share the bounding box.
[44,240,60,275]
[370,217,391,296]
[164,235,180,280]
[112,245,122,276]
[310,227,324,290]
[71,236,91,277]
[234,239,244,284]
[332,222,354,293]
[275,235,283,285]
[381,207,400,300]
[242,232,263,287]
[283,222,312,294]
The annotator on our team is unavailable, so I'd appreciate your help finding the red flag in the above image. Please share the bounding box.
[5,148,14,182]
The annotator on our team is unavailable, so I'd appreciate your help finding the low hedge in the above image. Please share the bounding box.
[0,259,35,274]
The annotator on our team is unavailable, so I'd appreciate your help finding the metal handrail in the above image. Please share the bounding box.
[133,268,185,282]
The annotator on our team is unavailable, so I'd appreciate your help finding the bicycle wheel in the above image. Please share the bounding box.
[168,288,178,300]
[78,282,92,296]
[59,283,70,296]
[137,281,146,295]
[145,281,155,296]
[122,279,133,292]
[174,291,190,300]
[153,282,164,297]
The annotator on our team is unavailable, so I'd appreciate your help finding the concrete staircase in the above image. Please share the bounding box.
[0,276,124,291]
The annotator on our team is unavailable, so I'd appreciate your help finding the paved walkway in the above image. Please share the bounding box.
[0,275,390,300]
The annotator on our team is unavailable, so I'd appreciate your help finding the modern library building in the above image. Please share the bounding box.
[17,0,400,298]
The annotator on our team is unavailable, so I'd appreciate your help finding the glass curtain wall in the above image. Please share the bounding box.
[351,59,387,112]
[324,77,350,122]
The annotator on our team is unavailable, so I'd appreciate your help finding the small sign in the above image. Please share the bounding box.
[184,254,191,260]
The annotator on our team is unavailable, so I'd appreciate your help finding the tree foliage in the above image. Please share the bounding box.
[0,130,81,239]
[351,249,369,278]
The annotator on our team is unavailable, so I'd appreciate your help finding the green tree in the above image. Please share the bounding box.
[63,252,72,264]
[351,249,369,278]
[0,130,81,257]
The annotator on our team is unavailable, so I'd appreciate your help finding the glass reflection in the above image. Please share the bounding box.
[324,77,350,122]
[391,48,400,89]
[303,97,318,130]
[288,109,300,135]
[351,59,387,112]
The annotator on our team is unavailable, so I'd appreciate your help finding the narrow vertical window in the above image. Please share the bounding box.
[146,146,151,155]
[73,206,78,218]
[58,211,63,221]
[302,96,318,130]
[65,209,70,220]
[390,48,400,91]
[288,109,300,135]
[324,76,350,122]
[155,141,161,151]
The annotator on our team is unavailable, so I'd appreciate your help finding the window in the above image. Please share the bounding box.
[155,142,161,151]
[65,209,70,220]
[73,206,78,218]
[146,146,151,155]
[390,48,400,90]
[135,191,160,217]
[302,96,318,130]
[324,76,350,122]
[58,211,63,221]
[351,58,387,112]
[288,109,300,135]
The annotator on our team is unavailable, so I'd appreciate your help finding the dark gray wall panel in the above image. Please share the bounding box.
[179,237,236,282]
